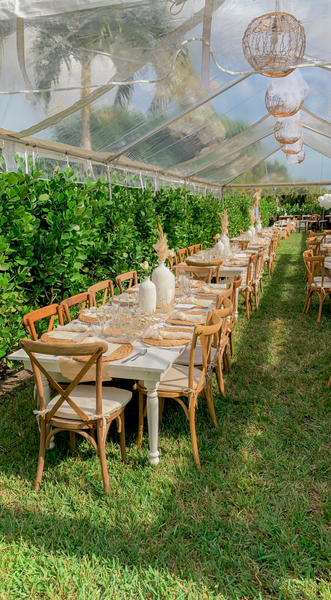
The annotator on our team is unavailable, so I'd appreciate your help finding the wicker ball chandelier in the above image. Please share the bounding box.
[274,116,302,144]
[286,148,305,163]
[242,12,306,77]
[265,72,305,117]
[281,137,304,155]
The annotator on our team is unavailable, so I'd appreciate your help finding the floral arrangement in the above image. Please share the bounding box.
[217,210,228,235]
[153,223,170,262]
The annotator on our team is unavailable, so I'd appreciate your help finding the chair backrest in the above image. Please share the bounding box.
[115,271,138,294]
[214,297,233,347]
[255,248,265,281]
[176,248,188,263]
[60,292,93,323]
[245,253,258,288]
[187,245,196,256]
[23,304,64,341]
[187,311,222,395]
[174,264,216,283]
[306,237,321,256]
[19,339,108,417]
[238,229,244,235]
[303,253,325,288]
[195,244,202,253]
[215,284,233,309]
[88,279,114,307]
[238,241,248,251]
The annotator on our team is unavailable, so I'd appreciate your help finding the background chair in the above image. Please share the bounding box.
[115,271,138,294]
[88,279,114,306]
[239,253,258,319]
[174,264,216,283]
[23,304,64,341]
[60,292,93,323]
[176,248,189,263]
[187,245,196,256]
[302,252,331,322]
[20,339,132,494]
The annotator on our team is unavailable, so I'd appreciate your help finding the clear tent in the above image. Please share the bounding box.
[0,0,331,190]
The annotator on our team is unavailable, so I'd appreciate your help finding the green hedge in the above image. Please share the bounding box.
[0,170,276,359]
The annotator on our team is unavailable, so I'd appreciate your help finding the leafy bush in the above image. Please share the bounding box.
[0,170,276,360]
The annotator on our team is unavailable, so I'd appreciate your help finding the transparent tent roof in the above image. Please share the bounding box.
[0,0,331,188]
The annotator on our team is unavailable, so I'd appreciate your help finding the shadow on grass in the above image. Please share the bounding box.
[1,234,331,599]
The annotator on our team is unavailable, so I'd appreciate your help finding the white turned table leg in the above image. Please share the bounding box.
[144,380,160,465]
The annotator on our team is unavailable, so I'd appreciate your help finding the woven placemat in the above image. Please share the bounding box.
[78,311,98,324]
[41,331,86,345]
[142,327,192,347]
[165,311,206,326]
[193,280,206,288]
[74,342,133,363]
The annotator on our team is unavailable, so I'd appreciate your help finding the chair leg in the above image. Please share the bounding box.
[34,419,46,491]
[119,411,127,463]
[188,402,201,470]
[302,291,310,315]
[229,331,234,357]
[215,358,225,397]
[317,293,324,323]
[245,292,250,319]
[204,381,218,428]
[137,389,145,448]
[254,286,259,309]
[97,422,110,495]
[225,347,232,374]
[69,431,76,452]
[260,278,263,292]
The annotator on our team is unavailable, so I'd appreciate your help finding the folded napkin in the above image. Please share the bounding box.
[170,311,204,323]
[145,329,193,340]
[184,296,213,307]
[55,323,88,333]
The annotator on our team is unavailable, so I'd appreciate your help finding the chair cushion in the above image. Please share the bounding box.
[312,276,331,288]
[47,385,132,421]
[139,364,204,393]
[175,345,216,366]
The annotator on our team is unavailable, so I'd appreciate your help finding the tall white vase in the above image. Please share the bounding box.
[139,276,156,315]
[246,229,253,240]
[214,239,224,258]
[152,261,175,308]
[220,233,230,255]
[256,222,262,234]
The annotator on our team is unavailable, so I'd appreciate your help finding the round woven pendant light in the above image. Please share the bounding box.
[242,12,306,77]
[286,149,305,164]
[265,71,305,117]
[274,116,302,144]
[281,137,304,155]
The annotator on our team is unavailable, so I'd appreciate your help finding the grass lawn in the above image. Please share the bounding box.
[1,232,331,600]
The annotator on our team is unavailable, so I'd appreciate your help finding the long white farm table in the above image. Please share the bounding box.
[9,340,185,466]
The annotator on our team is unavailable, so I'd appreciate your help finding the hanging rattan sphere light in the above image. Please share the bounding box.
[274,116,302,144]
[281,137,304,155]
[265,71,305,117]
[242,12,306,77]
[286,148,305,163]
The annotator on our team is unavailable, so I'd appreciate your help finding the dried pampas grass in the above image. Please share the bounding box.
[153,223,169,262]
[249,208,256,226]
[217,210,228,235]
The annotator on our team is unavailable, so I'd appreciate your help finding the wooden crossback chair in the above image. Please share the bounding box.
[88,279,114,307]
[302,252,331,322]
[174,264,216,283]
[187,245,196,256]
[137,311,222,469]
[176,248,188,263]
[60,292,93,323]
[239,252,258,319]
[238,241,249,251]
[115,271,138,294]
[213,297,233,397]
[253,247,265,309]
[306,237,321,256]
[227,275,242,356]
[186,257,223,282]
[23,304,64,341]
[264,237,276,278]
[20,339,132,494]
[195,244,202,253]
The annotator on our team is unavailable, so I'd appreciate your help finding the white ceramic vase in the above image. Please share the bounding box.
[246,229,253,240]
[256,222,262,234]
[220,233,230,255]
[214,239,224,258]
[152,261,175,308]
[139,276,156,315]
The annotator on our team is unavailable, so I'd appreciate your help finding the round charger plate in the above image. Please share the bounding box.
[74,342,133,363]
[165,310,206,327]
[142,327,192,347]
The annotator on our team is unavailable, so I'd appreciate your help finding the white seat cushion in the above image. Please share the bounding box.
[139,364,204,393]
[175,345,216,366]
[312,276,331,288]
[47,385,132,421]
